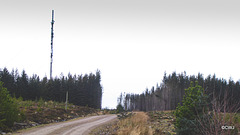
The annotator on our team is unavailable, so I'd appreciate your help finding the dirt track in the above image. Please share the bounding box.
[14,115,117,135]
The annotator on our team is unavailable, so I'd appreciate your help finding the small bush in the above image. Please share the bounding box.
[195,91,240,135]
[174,81,208,135]
[0,81,24,131]
[116,104,124,113]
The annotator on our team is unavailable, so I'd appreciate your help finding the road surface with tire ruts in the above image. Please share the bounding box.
[14,115,117,135]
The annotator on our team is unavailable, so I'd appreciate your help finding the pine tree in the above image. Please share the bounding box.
[0,81,22,131]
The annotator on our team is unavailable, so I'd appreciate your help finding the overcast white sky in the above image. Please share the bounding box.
[0,0,240,109]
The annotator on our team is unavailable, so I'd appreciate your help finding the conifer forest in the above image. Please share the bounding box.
[0,67,102,109]
[118,72,240,112]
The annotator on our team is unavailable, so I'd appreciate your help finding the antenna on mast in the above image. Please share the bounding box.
[50,10,54,79]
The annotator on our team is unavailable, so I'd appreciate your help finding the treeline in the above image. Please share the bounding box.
[0,67,102,109]
[119,72,240,112]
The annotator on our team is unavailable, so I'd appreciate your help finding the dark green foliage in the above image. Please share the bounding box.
[120,71,240,112]
[0,67,102,109]
[116,104,124,113]
[0,81,23,131]
[174,82,208,135]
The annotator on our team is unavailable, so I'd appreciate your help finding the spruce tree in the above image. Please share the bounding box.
[0,81,22,131]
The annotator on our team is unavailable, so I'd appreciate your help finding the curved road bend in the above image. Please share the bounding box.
[15,115,117,135]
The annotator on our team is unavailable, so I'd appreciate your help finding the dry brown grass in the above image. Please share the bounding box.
[148,111,176,135]
[117,112,152,135]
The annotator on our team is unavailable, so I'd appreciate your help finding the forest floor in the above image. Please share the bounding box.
[5,99,101,133]
[90,111,176,135]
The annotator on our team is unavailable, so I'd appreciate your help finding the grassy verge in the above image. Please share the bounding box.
[117,112,152,135]
[91,112,152,135]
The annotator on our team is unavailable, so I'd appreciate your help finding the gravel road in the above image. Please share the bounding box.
[14,115,117,135]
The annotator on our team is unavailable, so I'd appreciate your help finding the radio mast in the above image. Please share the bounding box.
[50,10,54,79]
